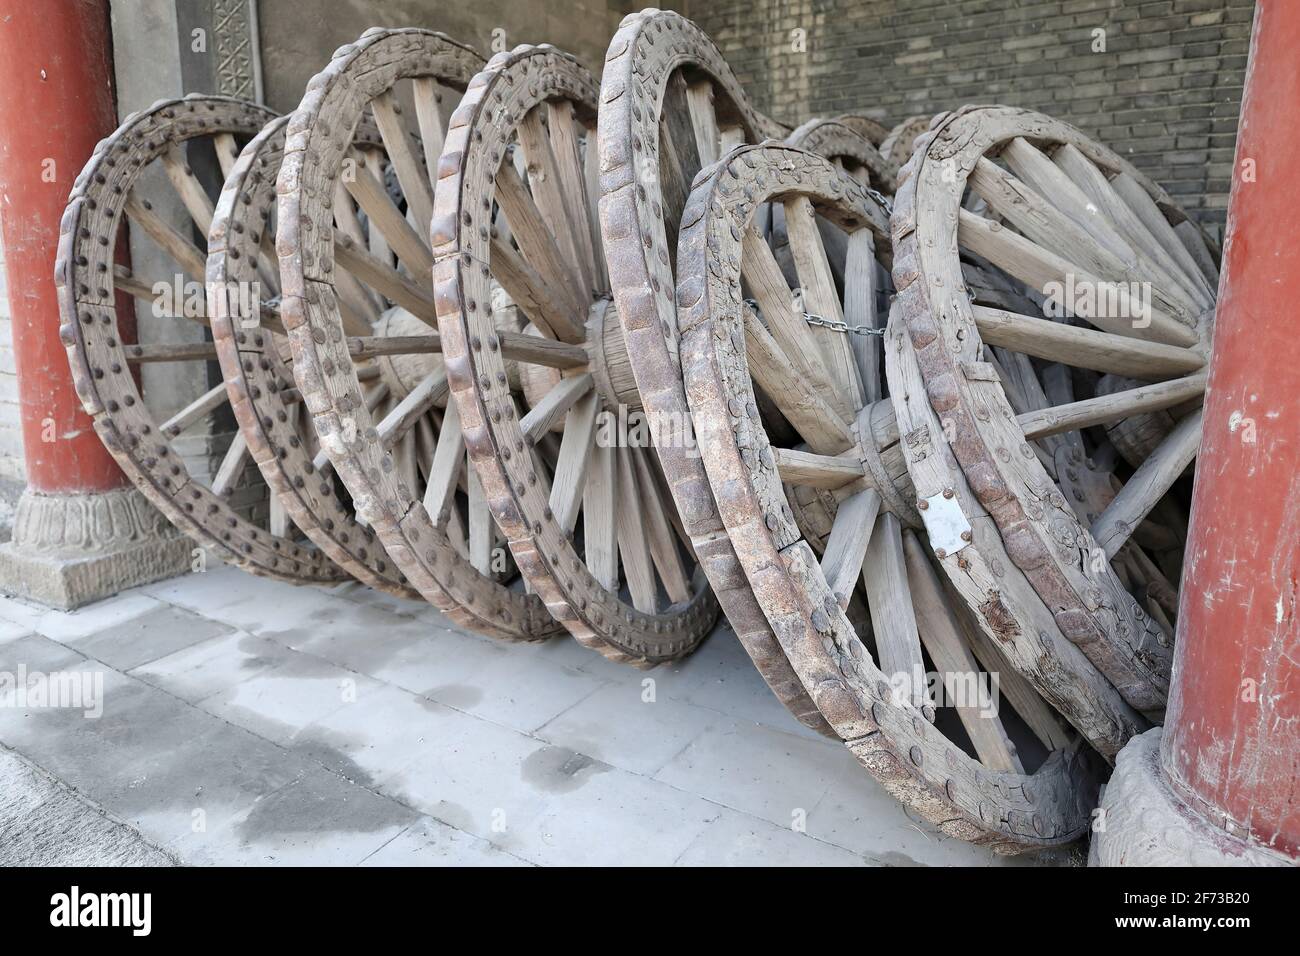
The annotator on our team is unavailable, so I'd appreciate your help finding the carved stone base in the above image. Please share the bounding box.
[1091,727,1295,866]
[0,487,191,610]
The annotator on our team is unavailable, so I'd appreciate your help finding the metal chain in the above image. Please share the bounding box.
[742,297,887,337]
[802,313,887,337]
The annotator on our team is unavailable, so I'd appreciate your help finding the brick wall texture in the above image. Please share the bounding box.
[686,0,1255,236]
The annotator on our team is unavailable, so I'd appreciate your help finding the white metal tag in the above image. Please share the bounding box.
[919,492,972,556]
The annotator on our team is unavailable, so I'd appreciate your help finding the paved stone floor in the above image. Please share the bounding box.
[0,564,1078,866]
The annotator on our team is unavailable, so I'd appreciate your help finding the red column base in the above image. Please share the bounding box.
[1090,729,1296,867]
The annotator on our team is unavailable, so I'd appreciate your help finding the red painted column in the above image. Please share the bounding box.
[1163,0,1300,860]
[0,0,127,495]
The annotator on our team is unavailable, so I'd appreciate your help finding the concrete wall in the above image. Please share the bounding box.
[686,0,1254,236]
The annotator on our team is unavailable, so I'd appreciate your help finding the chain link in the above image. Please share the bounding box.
[802,313,887,337]
[742,297,887,337]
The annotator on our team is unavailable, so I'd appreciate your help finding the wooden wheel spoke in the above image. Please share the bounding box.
[843,229,883,403]
[496,331,587,370]
[1110,172,1216,303]
[161,144,216,235]
[740,227,840,404]
[423,397,465,523]
[1092,409,1202,559]
[632,446,691,605]
[334,231,437,323]
[1017,370,1206,440]
[370,90,435,236]
[583,440,619,592]
[160,381,229,437]
[347,334,440,360]
[517,106,589,295]
[957,209,1198,347]
[902,531,1024,773]
[685,79,721,167]
[861,512,928,709]
[614,448,657,614]
[819,488,881,608]
[467,464,493,574]
[344,149,435,279]
[969,156,1198,322]
[519,373,593,442]
[376,369,449,449]
[544,101,598,298]
[1051,143,1213,309]
[773,447,864,489]
[126,341,218,363]
[1174,221,1220,288]
[211,432,250,497]
[124,191,207,282]
[488,236,585,343]
[213,133,242,178]
[412,77,447,183]
[971,305,1205,380]
[741,306,854,454]
[548,389,600,534]
[783,196,866,413]
[494,164,588,338]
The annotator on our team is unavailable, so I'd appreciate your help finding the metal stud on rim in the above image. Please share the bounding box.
[436,44,718,665]
[598,8,834,724]
[208,112,418,597]
[56,94,342,583]
[676,142,1111,851]
[279,28,562,641]
[892,105,1218,714]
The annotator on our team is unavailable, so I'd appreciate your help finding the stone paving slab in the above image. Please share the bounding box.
[0,568,1062,867]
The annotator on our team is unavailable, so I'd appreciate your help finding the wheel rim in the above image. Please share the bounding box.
[278,27,561,641]
[835,113,890,147]
[598,8,834,721]
[676,143,1103,850]
[56,94,341,583]
[435,43,718,664]
[880,114,934,167]
[787,117,898,193]
[209,112,420,596]
[892,105,1217,714]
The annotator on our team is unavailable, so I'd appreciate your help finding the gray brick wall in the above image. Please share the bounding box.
[685,0,1255,235]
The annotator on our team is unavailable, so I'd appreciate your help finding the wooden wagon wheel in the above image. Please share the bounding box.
[435,44,719,666]
[596,8,835,721]
[55,94,342,583]
[278,28,561,641]
[676,143,1111,851]
[208,113,420,596]
[880,114,933,167]
[835,113,890,146]
[892,105,1219,715]
[785,117,897,193]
